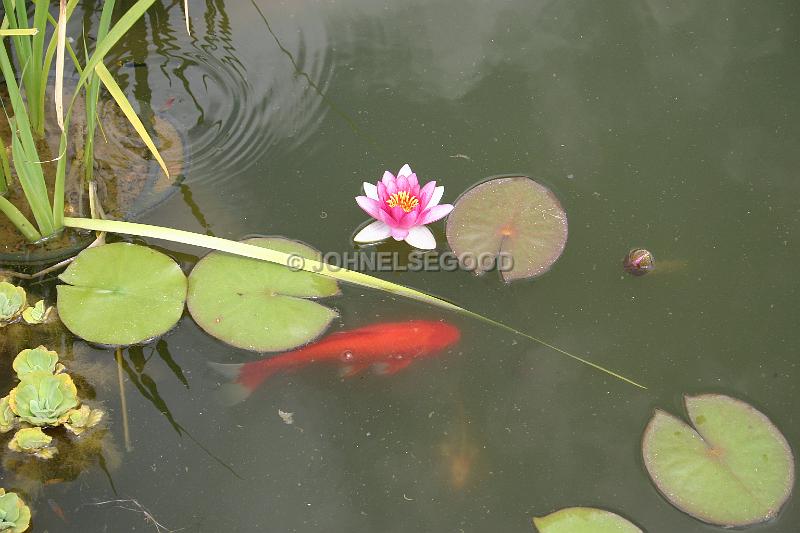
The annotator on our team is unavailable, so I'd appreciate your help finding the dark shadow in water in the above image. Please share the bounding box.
[156,338,190,389]
[179,182,214,236]
[121,346,242,479]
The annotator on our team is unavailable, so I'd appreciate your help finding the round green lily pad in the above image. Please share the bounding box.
[533,507,642,533]
[445,177,568,282]
[57,243,187,345]
[187,237,339,352]
[642,394,794,527]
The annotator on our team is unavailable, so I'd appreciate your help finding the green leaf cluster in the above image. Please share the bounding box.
[0,488,31,533]
[0,282,53,327]
[2,346,105,463]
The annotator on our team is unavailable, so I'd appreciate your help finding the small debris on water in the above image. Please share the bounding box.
[449,154,472,161]
[278,409,294,425]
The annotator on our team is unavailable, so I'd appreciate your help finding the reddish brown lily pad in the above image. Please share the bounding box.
[445,177,568,282]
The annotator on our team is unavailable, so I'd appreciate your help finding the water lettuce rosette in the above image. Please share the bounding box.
[8,372,79,426]
[8,427,58,460]
[0,488,31,532]
[64,405,105,436]
[12,347,62,378]
[0,397,16,434]
[0,283,27,325]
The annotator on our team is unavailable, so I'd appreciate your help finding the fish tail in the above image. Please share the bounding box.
[208,359,281,406]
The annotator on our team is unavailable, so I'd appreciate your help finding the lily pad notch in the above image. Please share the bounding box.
[642,393,795,527]
[57,242,188,346]
[187,237,340,352]
[445,176,568,282]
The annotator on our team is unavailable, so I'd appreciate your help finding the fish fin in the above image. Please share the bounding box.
[214,382,253,407]
[208,362,250,406]
[373,358,414,375]
[339,363,371,378]
[208,362,243,381]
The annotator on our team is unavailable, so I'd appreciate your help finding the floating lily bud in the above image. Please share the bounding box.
[624,248,654,276]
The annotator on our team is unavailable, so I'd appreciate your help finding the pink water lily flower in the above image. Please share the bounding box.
[354,164,453,249]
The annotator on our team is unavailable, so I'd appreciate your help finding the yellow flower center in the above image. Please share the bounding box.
[386,191,419,213]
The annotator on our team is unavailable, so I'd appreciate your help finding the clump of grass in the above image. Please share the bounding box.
[0,0,169,244]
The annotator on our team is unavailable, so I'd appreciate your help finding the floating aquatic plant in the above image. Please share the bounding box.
[354,164,453,249]
[0,488,31,533]
[8,427,58,460]
[12,347,63,377]
[9,372,79,427]
[445,177,568,281]
[63,405,104,436]
[533,507,642,533]
[57,242,188,346]
[0,282,26,325]
[188,237,340,352]
[642,394,794,527]
[21,300,51,325]
[0,397,16,434]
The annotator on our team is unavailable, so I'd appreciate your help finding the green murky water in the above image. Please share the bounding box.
[2,0,799,531]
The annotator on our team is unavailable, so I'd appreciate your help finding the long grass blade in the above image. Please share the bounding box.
[94,63,169,178]
[63,216,647,389]
[54,0,68,131]
[10,123,54,235]
[30,0,49,134]
[40,0,81,129]
[84,0,116,183]
[67,0,156,115]
[0,125,11,190]
[0,195,41,241]
[0,28,38,36]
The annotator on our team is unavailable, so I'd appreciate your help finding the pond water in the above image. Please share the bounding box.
[2,0,799,531]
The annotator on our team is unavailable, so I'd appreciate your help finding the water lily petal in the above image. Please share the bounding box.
[407,173,419,190]
[405,226,436,250]
[421,203,453,224]
[389,205,406,222]
[397,164,413,178]
[398,209,421,228]
[382,171,396,184]
[363,182,379,200]
[384,178,398,197]
[356,196,385,221]
[418,181,436,208]
[377,181,388,203]
[390,227,409,240]
[397,175,410,192]
[354,221,392,243]
[427,185,444,209]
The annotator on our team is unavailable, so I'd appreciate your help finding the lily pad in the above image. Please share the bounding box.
[445,177,568,282]
[533,507,642,533]
[187,237,339,352]
[642,394,794,527]
[57,243,187,345]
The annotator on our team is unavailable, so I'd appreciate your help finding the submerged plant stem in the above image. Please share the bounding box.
[116,347,133,452]
[65,217,647,389]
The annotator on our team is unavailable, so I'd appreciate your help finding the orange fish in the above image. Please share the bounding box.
[210,320,460,403]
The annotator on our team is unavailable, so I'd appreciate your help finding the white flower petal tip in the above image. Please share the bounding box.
[397,164,413,178]
[404,226,437,250]
[363,182,379,200]
[428,185,445,208]
[353,221,392,243]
